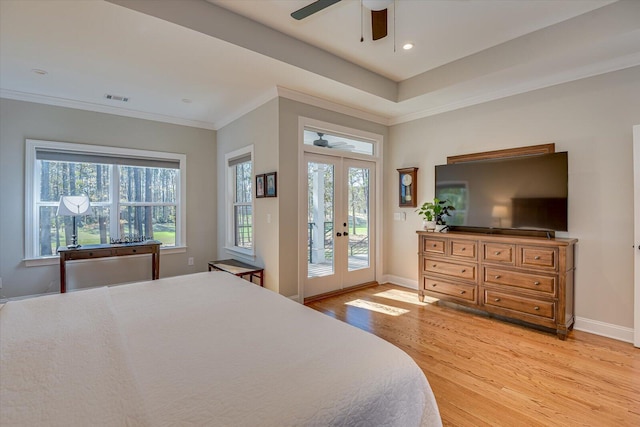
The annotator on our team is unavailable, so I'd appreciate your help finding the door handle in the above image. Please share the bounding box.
[336,232,342,237]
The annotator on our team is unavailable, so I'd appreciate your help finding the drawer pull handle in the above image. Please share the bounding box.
[494,275,501,279]
[534,256,540,260]
[534,281,540,285]
[494,251,501,255]
[460,290,466,295]
[461,247,466,251]
[133,249,137,253]
[432,283,437,287]
[534,306,540,311]
[432,264,437,268]
[432,244,437,247]
[494,298,501,302]
[461,269,466,273]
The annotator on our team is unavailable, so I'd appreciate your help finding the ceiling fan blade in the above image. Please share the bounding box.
[371,8,387,40]
[291,0,341,20]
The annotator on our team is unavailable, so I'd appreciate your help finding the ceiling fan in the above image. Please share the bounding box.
[291,0,392,41]
[313,133,355,151]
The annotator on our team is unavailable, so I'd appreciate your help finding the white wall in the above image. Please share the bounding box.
[0,98,217,298]
[216,98,280,291]
[386,66,640,332]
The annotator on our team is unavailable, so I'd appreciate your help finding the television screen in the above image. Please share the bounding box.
[435,152,568,232]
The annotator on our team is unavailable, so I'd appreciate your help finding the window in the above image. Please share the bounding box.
[25,140,186,259]
[225,146,253,255]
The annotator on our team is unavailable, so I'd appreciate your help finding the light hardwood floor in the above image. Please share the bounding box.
[306,284,640,426]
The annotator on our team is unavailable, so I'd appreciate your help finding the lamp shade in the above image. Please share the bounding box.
[491,205,508,219]
[57,195,92,216]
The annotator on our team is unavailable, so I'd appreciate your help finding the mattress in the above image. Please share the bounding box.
[1,271,441,426]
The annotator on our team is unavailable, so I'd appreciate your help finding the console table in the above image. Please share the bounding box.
[58,241,161,293]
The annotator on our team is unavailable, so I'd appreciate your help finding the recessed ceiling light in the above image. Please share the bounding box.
[182,98,192,104]
[31,68,48,75]
[402,43,414,51]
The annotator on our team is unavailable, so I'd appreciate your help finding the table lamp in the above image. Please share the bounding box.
[57,195,92,248]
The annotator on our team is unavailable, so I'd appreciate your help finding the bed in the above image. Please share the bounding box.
[0,272,441,426]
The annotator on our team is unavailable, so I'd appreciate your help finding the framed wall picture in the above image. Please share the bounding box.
[265,172,277,197]
[397,167,418,207]
[256,174,265,198]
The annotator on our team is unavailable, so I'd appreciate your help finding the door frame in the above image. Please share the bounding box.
[297,117,383,302]
[634,124,639,347]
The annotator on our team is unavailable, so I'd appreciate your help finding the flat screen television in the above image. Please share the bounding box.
[435,152,568,233]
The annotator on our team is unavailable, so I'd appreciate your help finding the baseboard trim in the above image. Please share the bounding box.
[574,317,634,343]
[383,275,634,344]
[382,274,418,290]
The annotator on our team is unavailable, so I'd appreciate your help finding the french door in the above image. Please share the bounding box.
[303,153,376,299]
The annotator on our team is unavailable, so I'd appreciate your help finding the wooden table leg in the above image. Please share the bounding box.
[152,249,160,280]
[59,255,66,293]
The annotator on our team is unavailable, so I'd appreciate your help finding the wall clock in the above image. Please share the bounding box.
[397,167,418,207]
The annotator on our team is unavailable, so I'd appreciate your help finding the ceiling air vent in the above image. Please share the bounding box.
[104,94,129,102]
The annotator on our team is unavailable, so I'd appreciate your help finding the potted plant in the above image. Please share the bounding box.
[416,198,455,232]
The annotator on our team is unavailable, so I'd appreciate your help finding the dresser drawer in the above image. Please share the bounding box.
[63,248,114,260]
[484,290,555,319]
[520,246,557,270]
[423,277,476,302]
[450,239,477,260]
[424,258,476,281]
[482,242,515,264]
[484,267,556,295]
[421,237,445,255]
[114,245,155,256]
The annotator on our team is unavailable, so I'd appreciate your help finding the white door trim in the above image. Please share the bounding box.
[297,117,383,302]
[633,124,639,347]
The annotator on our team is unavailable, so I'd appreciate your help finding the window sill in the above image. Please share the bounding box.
[23,245,187,267]
[224,246,255,262]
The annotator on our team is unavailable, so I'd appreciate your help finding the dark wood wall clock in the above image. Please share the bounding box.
[397,167,418,207]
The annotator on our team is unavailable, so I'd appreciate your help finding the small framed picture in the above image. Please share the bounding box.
[265,172,277,197]
[256,174,265,198]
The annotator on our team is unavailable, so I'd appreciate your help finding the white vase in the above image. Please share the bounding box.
[423,221,436,231]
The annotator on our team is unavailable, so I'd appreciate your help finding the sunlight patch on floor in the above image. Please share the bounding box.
[345,299,410,316]
[374,289,428,306]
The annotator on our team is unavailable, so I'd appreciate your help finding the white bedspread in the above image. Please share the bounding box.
[1,272,441,426]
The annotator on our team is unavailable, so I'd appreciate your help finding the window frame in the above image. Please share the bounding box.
[25,139,187,264]
[224,145,254,258]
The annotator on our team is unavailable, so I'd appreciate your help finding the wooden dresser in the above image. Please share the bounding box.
[417,231,577,339]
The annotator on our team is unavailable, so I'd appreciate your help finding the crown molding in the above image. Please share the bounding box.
[390,55,640,126]
[213,87,280,129]
[276,86,390,126]
[0,89,217,130]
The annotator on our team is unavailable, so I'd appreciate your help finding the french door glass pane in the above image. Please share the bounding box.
[347,167,370,271]
[307,161,334,278]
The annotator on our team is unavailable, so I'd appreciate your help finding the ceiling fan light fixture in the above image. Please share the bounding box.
[362,0,393,11]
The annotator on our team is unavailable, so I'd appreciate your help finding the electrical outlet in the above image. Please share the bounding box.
[188,257,194,266]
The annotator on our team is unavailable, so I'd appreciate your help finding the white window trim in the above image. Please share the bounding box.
[224,145,254,259]
[24,139,187,261]
[299,117,381,161]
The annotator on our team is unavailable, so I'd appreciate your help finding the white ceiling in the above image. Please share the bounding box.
[1,0,638,130]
